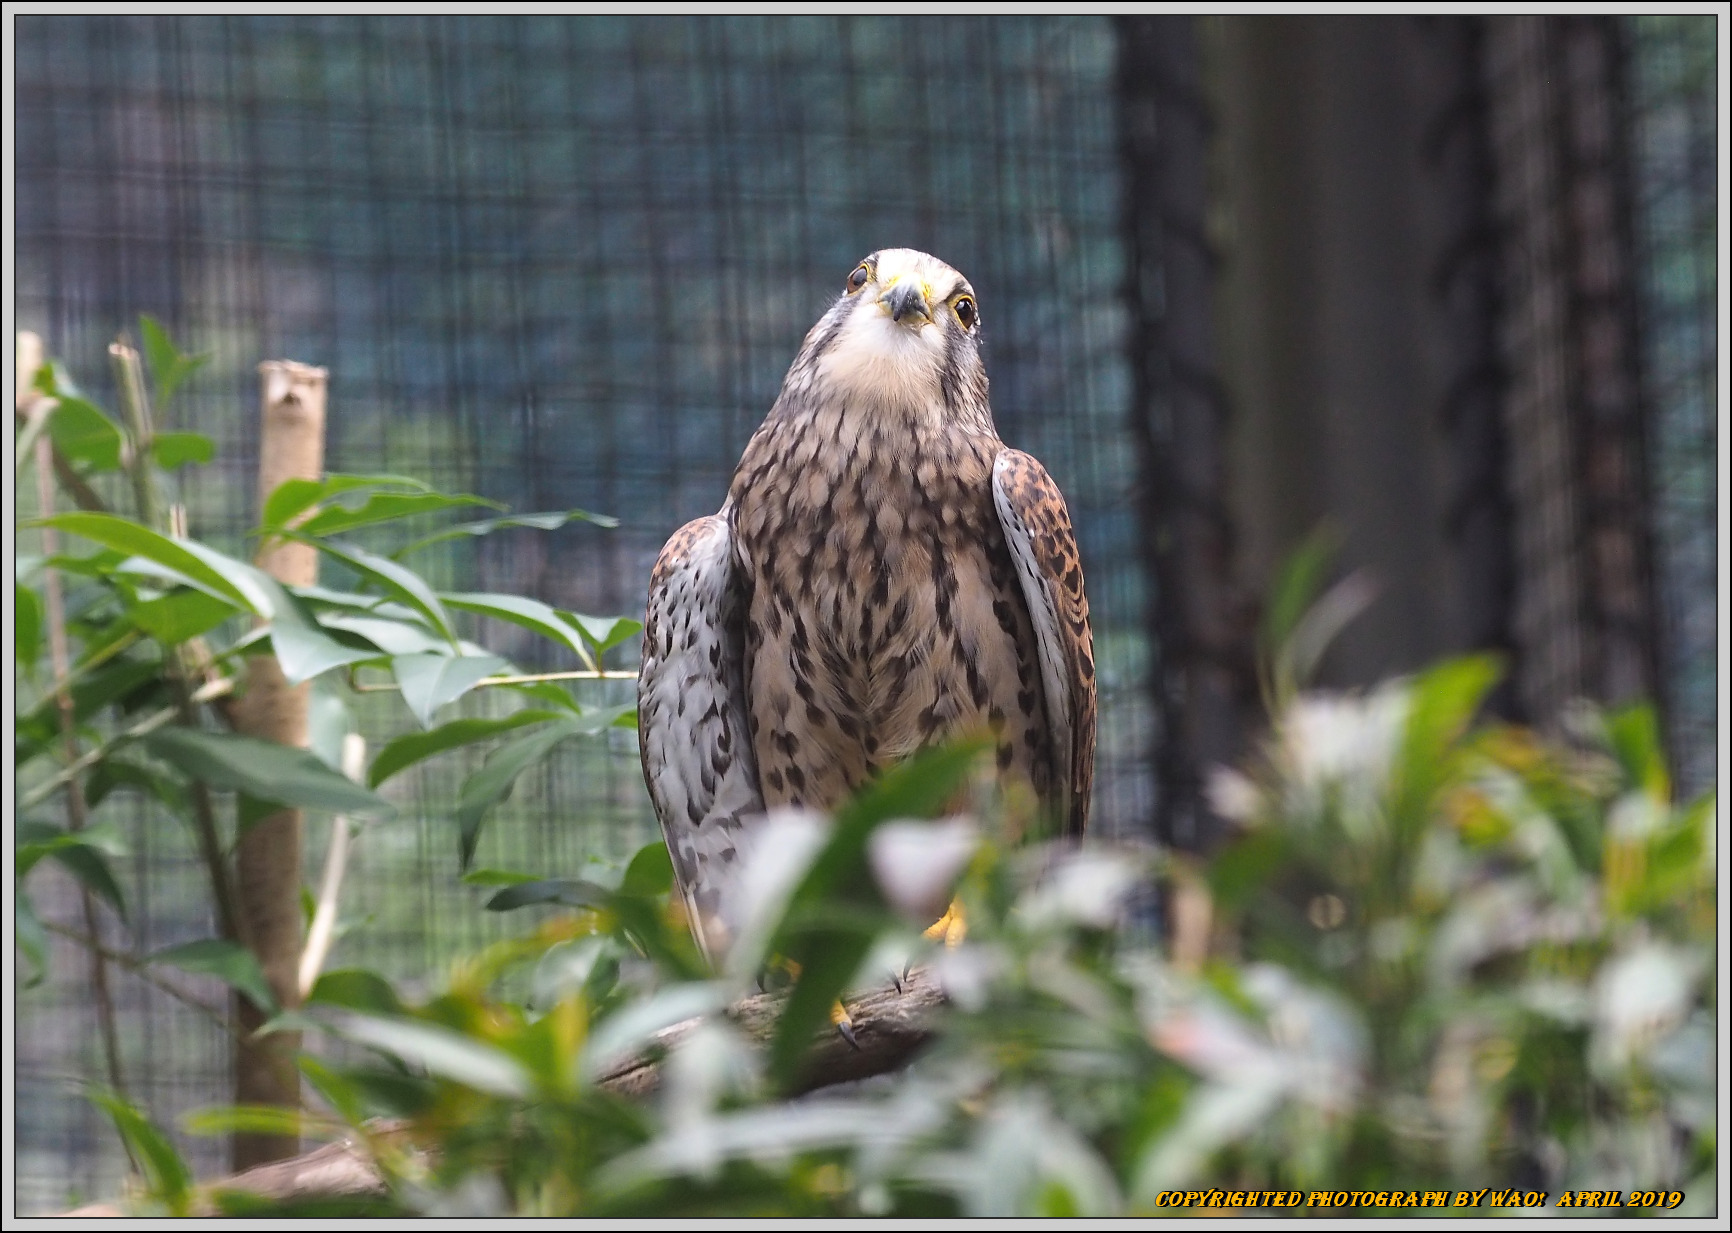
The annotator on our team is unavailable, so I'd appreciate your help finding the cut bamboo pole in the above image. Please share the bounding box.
[227,360,329,1170]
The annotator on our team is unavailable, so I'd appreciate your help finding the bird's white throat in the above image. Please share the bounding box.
[813,304,951,428]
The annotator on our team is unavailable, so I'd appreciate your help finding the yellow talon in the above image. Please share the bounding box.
[923,898,967,947]
[830,999,859,1049]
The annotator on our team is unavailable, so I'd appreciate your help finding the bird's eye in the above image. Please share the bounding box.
[953,295,977,328]
[847,264,870,293]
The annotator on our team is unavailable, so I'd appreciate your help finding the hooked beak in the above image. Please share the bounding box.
[881,280,931,326]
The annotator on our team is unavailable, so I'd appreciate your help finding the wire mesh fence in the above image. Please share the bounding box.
[1627,15,1719,800]
[13,14,1148,1211]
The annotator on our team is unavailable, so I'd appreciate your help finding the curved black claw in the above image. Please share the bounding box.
[836,1018,861,1051]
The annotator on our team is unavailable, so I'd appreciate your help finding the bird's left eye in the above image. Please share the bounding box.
[953,296,977,328]
[847,264,870,293]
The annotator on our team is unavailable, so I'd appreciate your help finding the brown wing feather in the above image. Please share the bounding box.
[991,449,1096,835]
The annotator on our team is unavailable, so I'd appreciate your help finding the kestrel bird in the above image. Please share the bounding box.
[639,248,1095,963]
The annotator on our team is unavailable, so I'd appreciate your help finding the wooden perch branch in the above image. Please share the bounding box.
[62,970,947,1215]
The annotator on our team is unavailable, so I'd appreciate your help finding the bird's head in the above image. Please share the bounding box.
[788,248,990,430]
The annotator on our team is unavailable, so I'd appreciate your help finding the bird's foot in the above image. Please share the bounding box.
[831,999,860,1050]
[923,898,967,948]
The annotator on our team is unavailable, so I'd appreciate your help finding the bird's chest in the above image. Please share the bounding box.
[730,425,1048,808]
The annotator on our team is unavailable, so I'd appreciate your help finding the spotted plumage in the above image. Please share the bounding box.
[640,249,1095,961]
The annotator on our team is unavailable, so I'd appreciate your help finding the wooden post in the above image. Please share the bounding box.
[228,360,328,1169]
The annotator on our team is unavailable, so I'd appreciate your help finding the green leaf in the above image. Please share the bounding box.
[36,513,268,613]
[620,841,675,898]
[484,878,613,912]
[87,1087,193,1215]
[297,1055,371,1126]
[45,397,125,471]
[86,757,192,818]
[307,686,353,772]
[579,983,730,1082]
[16,656,165,765]
[151,939,278,1012]
[128,587,239,645]
[149,432,215,469]
[262,582,382,684]
[306,968,405,1016]
[368,710,562,788]
[442,592,597,663]
[1605,704,1670,802]
[315,612,447,657]
[454,716,603,868]
[767,738,990,1088]
[1261,524,1340,655]
[259,473,434,532]
[462,867,542,887]
[391,651,509,728]
[296,490,505,538]
[183,1105,316,1139]
[15,581,42,667]
[562,612,644,661]
[501,679,586,714]
[138,314,208,409]
[395,508,619,558]
[15,822,130,922]
[331,1012,534,1099]
[298,536,457,644]
[291,584,392,614]
[260,478,330,531]
[1392,654,1502,838]
[143,728,394,818]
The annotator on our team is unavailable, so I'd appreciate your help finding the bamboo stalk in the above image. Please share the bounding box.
[227,359,329,1170]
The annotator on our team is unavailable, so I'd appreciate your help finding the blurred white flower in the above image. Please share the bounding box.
[866,816,980,924]
[1204,765,1262,825]
[1275,682,1410,836]
[1592,941,1703,1072]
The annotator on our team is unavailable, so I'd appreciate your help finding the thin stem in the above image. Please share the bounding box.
[347,667,637,693]
[17,675,235,812]
[298,734,365,999]
[15,392,56,478]
[31,416,133,1141]
[16,630,144,732]
[111,340,248,950]
[42,921,242,1044]
[109,343,160,530]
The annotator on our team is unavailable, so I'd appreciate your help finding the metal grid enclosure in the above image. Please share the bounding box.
[13,15,1147,1211]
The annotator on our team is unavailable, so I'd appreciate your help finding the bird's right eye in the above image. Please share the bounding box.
[847,264,870,293]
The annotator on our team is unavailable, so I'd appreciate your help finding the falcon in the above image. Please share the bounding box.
[639,248,1095,964]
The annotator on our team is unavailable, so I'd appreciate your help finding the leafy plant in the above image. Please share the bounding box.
[129,665,1712,1215]
[19,330,1714,1215]
[14,323,640,1168]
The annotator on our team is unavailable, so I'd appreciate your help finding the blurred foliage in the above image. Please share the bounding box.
[89,664,1716,1215]
[18,327,1715,1215]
